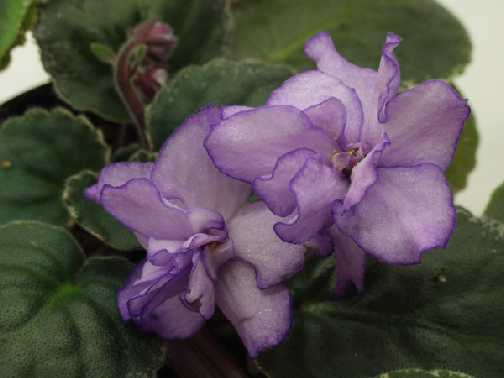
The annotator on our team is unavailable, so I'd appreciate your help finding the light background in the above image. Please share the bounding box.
[0,0,502,215]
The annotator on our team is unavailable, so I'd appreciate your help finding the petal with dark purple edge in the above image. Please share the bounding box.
[334,164,455,264]
[377,33,402,123]
[101,178,192,240]
[304,97,346,142]
[184,256,215,320]
[117,260,166,320]
[304,32,401,147]
[330,226,366,298]
[147,235,209,269]
[275,158,348,244]
[380,80,471,170]
[222,105,254,119]
[205,105,334,182]
[152,107,250,221]
[341,134,390,213]
[267,70,362,145]
[85,162,154,202]
[131,269,205,340]
[254,148,318,217]
[228,202,305,288]
[216,260,291,358]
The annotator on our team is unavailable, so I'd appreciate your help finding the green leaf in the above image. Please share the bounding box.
[0,221,165,377]
[34,0,231,122]
[484,182,504,223]
[128,149,157,163]
[486,195,504,224]
[0,0,35,69]
[147,58,292,148]
[63,171,139,251]
[112,143,142,162]
[0,108,109,226]
[229,0,471,83]
[446,113,478,193]
[373,369,475,378]
[89,42,116,64]
[258,208,504,378]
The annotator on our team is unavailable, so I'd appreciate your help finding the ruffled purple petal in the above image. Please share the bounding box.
[205,105,334,183]
[380,80,471,170]
[135,271,205,339]
[118,260,163,320]
[330,226,366,297]
[118,262,204,340]
[304,97,346,143]
[377,33,402,122]
[275,158,348,244]
[253,148,318,216]
[184,256,215,320]
[152,106,250,220]
[201,239,235,280]
[85,162,154,202]
[334,164,455,264]
[141,292,205,340]
[187,207,226,234]
[228,202,305,288]
[216,260,291,358]
[267,70,363,144]
[101,178,192,240]
[341,134,390,213]
[304,32,401,147]
[305,231,333,257]
[147,238,199,266]
[222,105,254,119]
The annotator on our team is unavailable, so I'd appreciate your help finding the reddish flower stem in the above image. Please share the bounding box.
[113,39,154,151]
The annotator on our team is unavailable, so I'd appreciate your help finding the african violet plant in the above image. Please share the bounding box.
[0,0,501,377]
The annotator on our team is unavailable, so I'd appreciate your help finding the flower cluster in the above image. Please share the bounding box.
[88,32,469,356]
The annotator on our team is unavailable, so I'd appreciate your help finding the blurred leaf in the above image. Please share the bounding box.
[0,0,35,69]
[63,171,139,251]
[89,42,116,64]
[229,0,471,83]
[0,108,109,226]
[446,113,478,193]
[34,0,231,122]
[147,58,292,148]
[0,221,165,377]
[258,208,504,378]
[484,181,504,223]
[373,369,475,378]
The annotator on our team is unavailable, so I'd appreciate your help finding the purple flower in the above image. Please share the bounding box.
[205,32,470,296]
[86,107,305,357]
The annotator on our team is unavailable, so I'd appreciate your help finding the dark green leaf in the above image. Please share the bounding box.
[258,208,504,378]
[112,143,141,162]
[0,221,165,377]
[128,149,157,163]
[446,113,478,193]
[63,171,139,251]
[484,182,504,223]
[34,0,231,122]
[0,108,109,226]
[373,369,475,378]
[147,58,292,148]
[229,0,471,83]
[0,0,35,69]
